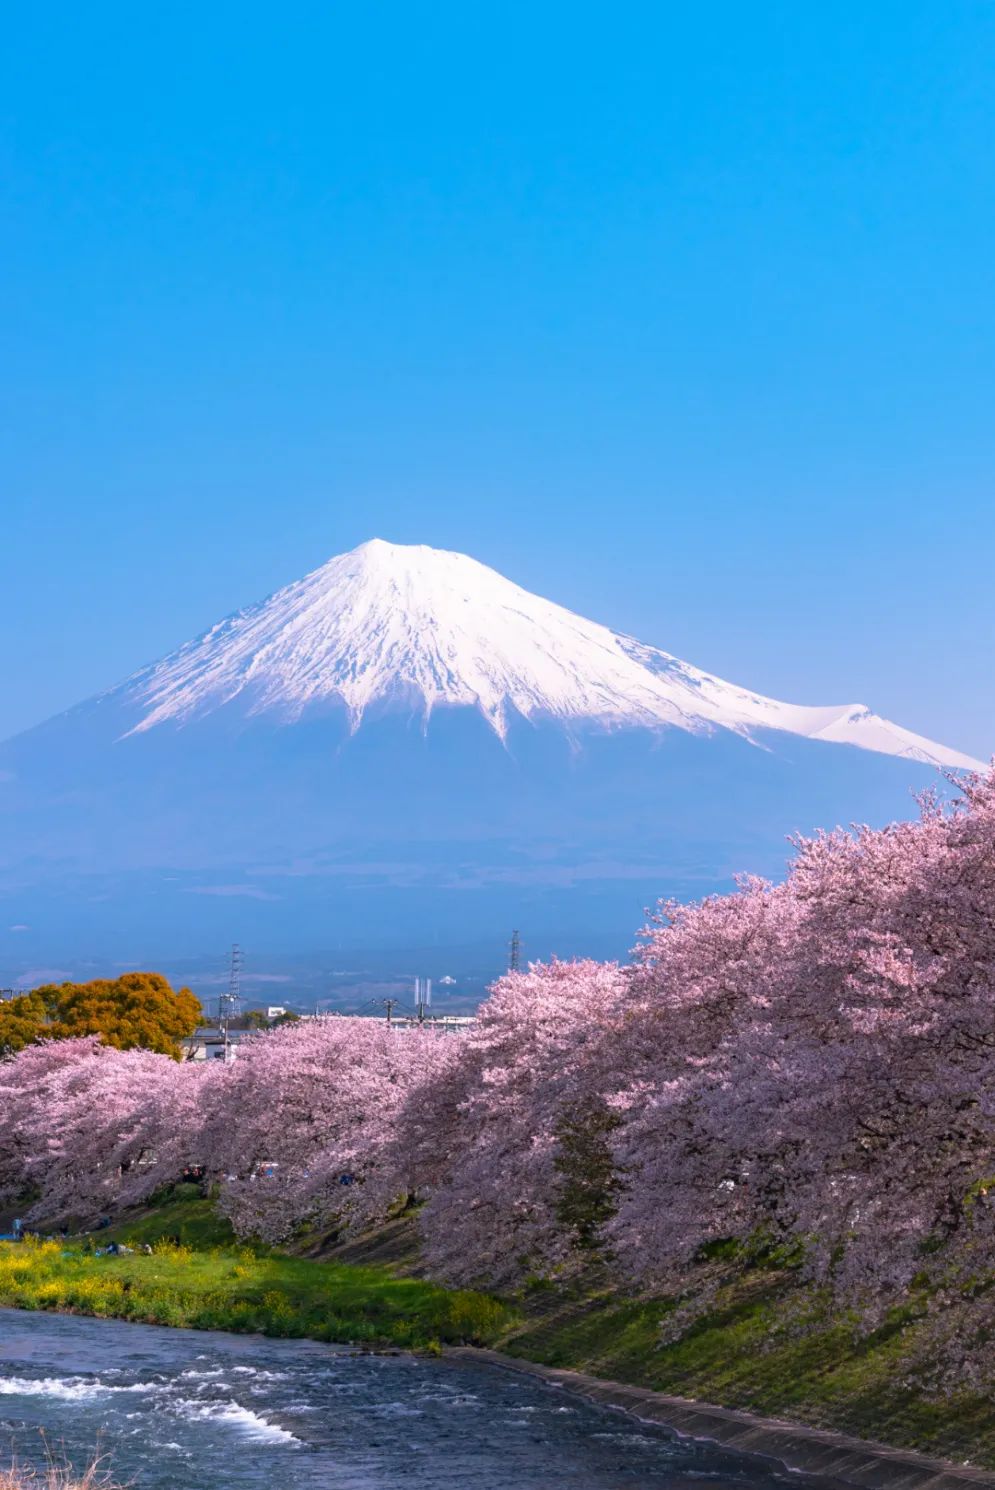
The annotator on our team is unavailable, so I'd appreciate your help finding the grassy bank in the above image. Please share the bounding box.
[3,1189,994,1468]
[499,1267,995,1469]
[307,1209,995,1465]
[0,1231,513,1351]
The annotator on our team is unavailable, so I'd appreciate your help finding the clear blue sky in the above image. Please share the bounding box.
[3,2,993,757]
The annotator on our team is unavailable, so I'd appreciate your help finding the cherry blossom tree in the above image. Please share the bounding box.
[382,959,629,1286]
[601,769,995,1383]
[200,1015,455,1242]
[0,1038,214,1226]
[5,767,995,1383]
[0,1038,102,1211]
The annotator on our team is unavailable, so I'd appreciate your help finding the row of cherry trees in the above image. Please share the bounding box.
[4,770,995,1375]
[0,1020,453,1243]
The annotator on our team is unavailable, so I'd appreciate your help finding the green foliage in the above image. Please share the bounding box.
[0,1202,515,1350]
[104,1185,239,1251]
[695,1231,806,1269]
[501,1266,995,1468]
[0,973,202,1058]
[236,1009,300,1032]
[553,1099,622,1250]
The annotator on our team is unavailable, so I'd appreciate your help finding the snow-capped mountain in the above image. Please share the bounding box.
[0,539,983,972]
[114,539,978,769]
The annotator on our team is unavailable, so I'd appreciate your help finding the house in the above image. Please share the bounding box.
[182,1028,245,1062]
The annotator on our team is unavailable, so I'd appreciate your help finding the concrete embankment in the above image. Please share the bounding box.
[452,1348,995,1490]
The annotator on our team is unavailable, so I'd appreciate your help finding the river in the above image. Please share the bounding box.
[1,1309,827,1489]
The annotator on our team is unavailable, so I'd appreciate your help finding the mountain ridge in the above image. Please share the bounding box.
[67,538,980,771]
[0,538,983,969]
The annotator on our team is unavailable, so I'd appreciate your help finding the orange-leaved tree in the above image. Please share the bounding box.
[0,973,202,1059]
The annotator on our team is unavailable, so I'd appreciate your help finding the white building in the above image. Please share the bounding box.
[183,1028,245,1062]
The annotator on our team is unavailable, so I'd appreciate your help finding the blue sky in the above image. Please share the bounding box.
[3,2,993,757]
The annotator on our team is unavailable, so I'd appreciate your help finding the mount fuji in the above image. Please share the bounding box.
[0,539,982,969]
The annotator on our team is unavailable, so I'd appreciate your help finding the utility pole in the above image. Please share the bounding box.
[219,943,243,1063]
[508,929,521,973]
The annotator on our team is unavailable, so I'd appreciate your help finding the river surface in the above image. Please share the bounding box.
[1,1309,825,1489]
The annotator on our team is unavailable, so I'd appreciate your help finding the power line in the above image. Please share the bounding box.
[374,996,403,1027]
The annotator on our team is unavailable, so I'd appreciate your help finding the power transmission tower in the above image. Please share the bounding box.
[508,929,521,973]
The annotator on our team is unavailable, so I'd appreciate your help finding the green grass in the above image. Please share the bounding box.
[500,1266,995,1468]
[0,1225,514,1351]
[101,1183,238,1251]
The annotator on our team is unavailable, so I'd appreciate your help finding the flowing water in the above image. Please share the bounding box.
[1,1309,825,1489]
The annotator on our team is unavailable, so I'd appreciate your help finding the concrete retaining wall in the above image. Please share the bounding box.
[449,1347,995,1490]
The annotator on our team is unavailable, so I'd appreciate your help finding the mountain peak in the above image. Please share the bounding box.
[351,536,433,559]
[107,539,981,770]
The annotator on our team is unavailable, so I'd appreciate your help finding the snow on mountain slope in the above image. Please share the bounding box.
[111,539,981,771]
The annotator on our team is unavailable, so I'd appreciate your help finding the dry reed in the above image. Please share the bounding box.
[0,1455,123,1489]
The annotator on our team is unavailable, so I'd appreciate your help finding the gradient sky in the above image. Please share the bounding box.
[3,2,994,758]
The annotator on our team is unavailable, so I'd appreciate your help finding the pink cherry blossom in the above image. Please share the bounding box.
[4,767,995,1382]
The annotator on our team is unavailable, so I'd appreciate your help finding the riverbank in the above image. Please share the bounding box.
[456,1350,995,1490]
[322,1211,995,1472]
[3,1188,995,1477]
[492,1263,995,1469]
[0,1234,513,1350]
